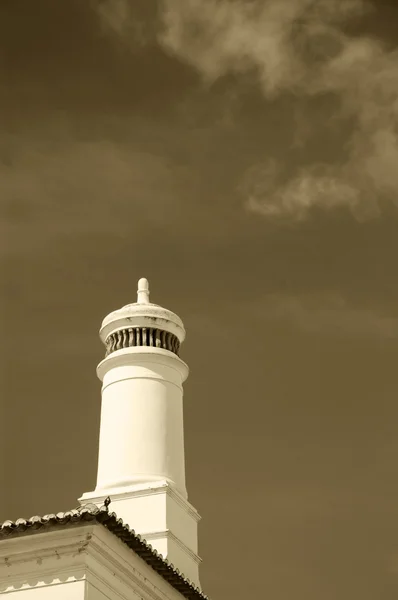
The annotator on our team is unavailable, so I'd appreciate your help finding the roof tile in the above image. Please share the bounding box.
[0,504,208,600]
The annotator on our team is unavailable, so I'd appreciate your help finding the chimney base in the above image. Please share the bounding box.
[79,480,201,588]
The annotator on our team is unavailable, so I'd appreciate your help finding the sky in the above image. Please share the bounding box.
[1,0,398,598]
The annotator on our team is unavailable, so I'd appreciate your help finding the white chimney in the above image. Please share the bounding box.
[79,278,201,586]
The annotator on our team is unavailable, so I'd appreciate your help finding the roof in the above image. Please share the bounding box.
[0,503,208,600]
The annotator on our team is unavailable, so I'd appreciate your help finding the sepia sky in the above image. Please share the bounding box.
[1,1,398,598]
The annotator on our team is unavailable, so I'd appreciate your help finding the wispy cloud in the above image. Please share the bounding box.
[257,292,398,338]
[159,0,369,93]
[95,0,157,45]
[157,0,398,221]
[243,160,376,221]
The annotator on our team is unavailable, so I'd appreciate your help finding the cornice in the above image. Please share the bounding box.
[97,347,189,382]
[0,507,208,600]
[87,527,177,600]
[82,481,201,523]
[0,524,190,600]
[142,530,202,566]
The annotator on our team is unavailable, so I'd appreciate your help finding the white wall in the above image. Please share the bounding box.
[0,523,193,600]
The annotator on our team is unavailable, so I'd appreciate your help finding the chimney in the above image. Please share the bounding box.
[79,278,201,586]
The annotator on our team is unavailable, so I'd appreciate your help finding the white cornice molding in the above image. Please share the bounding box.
[87,530,169,600]
[142,530,202,565]
[81,481,201,523]
[0,526,88,593]
[97,347,189,382]
[87,524,189,600]
[0,524,91,564]
[167,485,202,523]
[0,523,188,600]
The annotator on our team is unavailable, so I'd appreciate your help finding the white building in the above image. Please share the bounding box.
[0,279,208,600]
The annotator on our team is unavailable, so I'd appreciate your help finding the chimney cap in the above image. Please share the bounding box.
[99,278,186,344]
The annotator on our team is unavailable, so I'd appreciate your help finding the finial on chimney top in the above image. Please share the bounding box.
[137,278,150,304]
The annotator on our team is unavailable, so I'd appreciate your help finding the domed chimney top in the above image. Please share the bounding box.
[100,278,186,358]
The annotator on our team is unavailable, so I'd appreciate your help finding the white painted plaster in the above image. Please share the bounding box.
[81,481,201,585]
[79,280,201,587]
[0,523,192,600]
[95,348,188,495]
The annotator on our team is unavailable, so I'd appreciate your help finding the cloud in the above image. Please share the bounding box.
[97,0,135,37]
[242,160,378,221]
[95,0,159,46]
[258,292,398,338]
[159,0,368,96]
[157,0,398,221]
